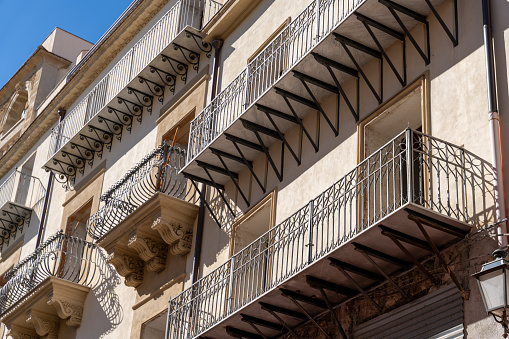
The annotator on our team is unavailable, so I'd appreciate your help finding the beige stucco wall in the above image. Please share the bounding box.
[2,0,508,337]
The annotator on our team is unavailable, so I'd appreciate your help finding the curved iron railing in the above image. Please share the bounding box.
[187,0,364,162]
[47,0,223,162]
[167,130,494,339]
[87,143,198,240]
[0,231,109,315]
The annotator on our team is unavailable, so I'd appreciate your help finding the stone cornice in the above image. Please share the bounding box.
[0,47,71,106]
[0,0,170,178]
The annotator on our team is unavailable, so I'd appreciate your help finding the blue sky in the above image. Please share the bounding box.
[0,0,133,88]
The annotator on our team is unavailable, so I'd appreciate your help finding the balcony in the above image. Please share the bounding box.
[181,0,459,196]
[167,130,492,339]
[0,231,112,338]
[87,143,200,287]
[43,0,224,188]
[0,170,46,249]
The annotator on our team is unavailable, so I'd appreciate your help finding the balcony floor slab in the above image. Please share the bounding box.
[194,202,470,339]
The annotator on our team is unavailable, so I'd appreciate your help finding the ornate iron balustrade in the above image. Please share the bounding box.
[45,0,223,185]
[0,231,109,315]
[187,0,364,162]
[87,143,198,240]
[0,170,46,248]
[167,129,494,339]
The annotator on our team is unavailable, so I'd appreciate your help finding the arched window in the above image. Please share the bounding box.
[1,88,28,134]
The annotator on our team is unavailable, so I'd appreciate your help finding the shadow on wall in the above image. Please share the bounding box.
[79,250,123,339]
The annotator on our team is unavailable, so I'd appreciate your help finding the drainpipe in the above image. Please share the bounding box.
[36,109,66,247]
[482,0,507,246]
[210,39,224,101]
[191,39,223,283]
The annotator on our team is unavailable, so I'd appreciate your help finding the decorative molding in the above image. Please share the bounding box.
[26,310,59,338]
[152,219,193,256]
[6,324,38,339]
[128,232,168,272]
[107,252,144,287]
[47,298,84,327]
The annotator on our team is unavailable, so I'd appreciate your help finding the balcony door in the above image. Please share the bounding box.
[56,202,92,283]
[358,78,429,229]
[229,191,276,312]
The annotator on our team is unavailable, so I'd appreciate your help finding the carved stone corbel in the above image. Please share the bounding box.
[47,297,84,327]
[127,231,168,272]
[6,324,38,339]
[152,218,193,256]
[107,252,144,287]
[25,310,59,339]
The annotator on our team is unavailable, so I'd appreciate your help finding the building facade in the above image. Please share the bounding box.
[0,0,508,338]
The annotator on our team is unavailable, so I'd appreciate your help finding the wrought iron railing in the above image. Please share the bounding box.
[47,0,223,162]
[0,231,109,315]
[87,143,198,240]
[186,0,364,162]
[167,130,494,339]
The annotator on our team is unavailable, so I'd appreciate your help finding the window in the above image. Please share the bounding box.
[1,87,28,135]
[14,153,36,207]
[140,310,167,339]
[162,108,196,146]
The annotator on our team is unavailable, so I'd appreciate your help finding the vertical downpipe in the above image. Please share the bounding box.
[482,0,508,246]
[36,109,67,248]
[191,39,223,285]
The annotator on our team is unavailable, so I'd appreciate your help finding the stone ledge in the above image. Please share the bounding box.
[1,277,90,339]
[98,193,198,288]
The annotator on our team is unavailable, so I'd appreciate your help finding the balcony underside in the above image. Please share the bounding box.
[44,26,212,186]
[0,201,32,248]
[182,0,457,194]
[198,203,469,339]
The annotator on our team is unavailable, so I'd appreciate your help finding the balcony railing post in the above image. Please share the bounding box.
[165,299,172,339]
[244,67,250,108]
[157,142,170,192]
[306,200,314,263]
[461,149,468,220]
[226,257,235,315]
[405,129,414,203]
[315,0,321,43]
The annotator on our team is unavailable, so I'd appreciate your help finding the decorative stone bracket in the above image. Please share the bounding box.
[2,277,90,339]
[99,193,198,288]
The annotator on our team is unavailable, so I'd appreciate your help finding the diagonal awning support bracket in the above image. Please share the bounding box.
[378,0,430,65]
[331,256,383,312]
[424,0,458,46]
[236,123,284,182]
[356,244,409,300]
[408,214,469,299]
[380,226,440,285]
[224,134,266,193]
[208,152,251,207]
[268,92,320,152]
[280,289,331,339]
[355,12,407,87]
[312,53,359,122]
[187,176,223,228]
[333,33,383,104]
